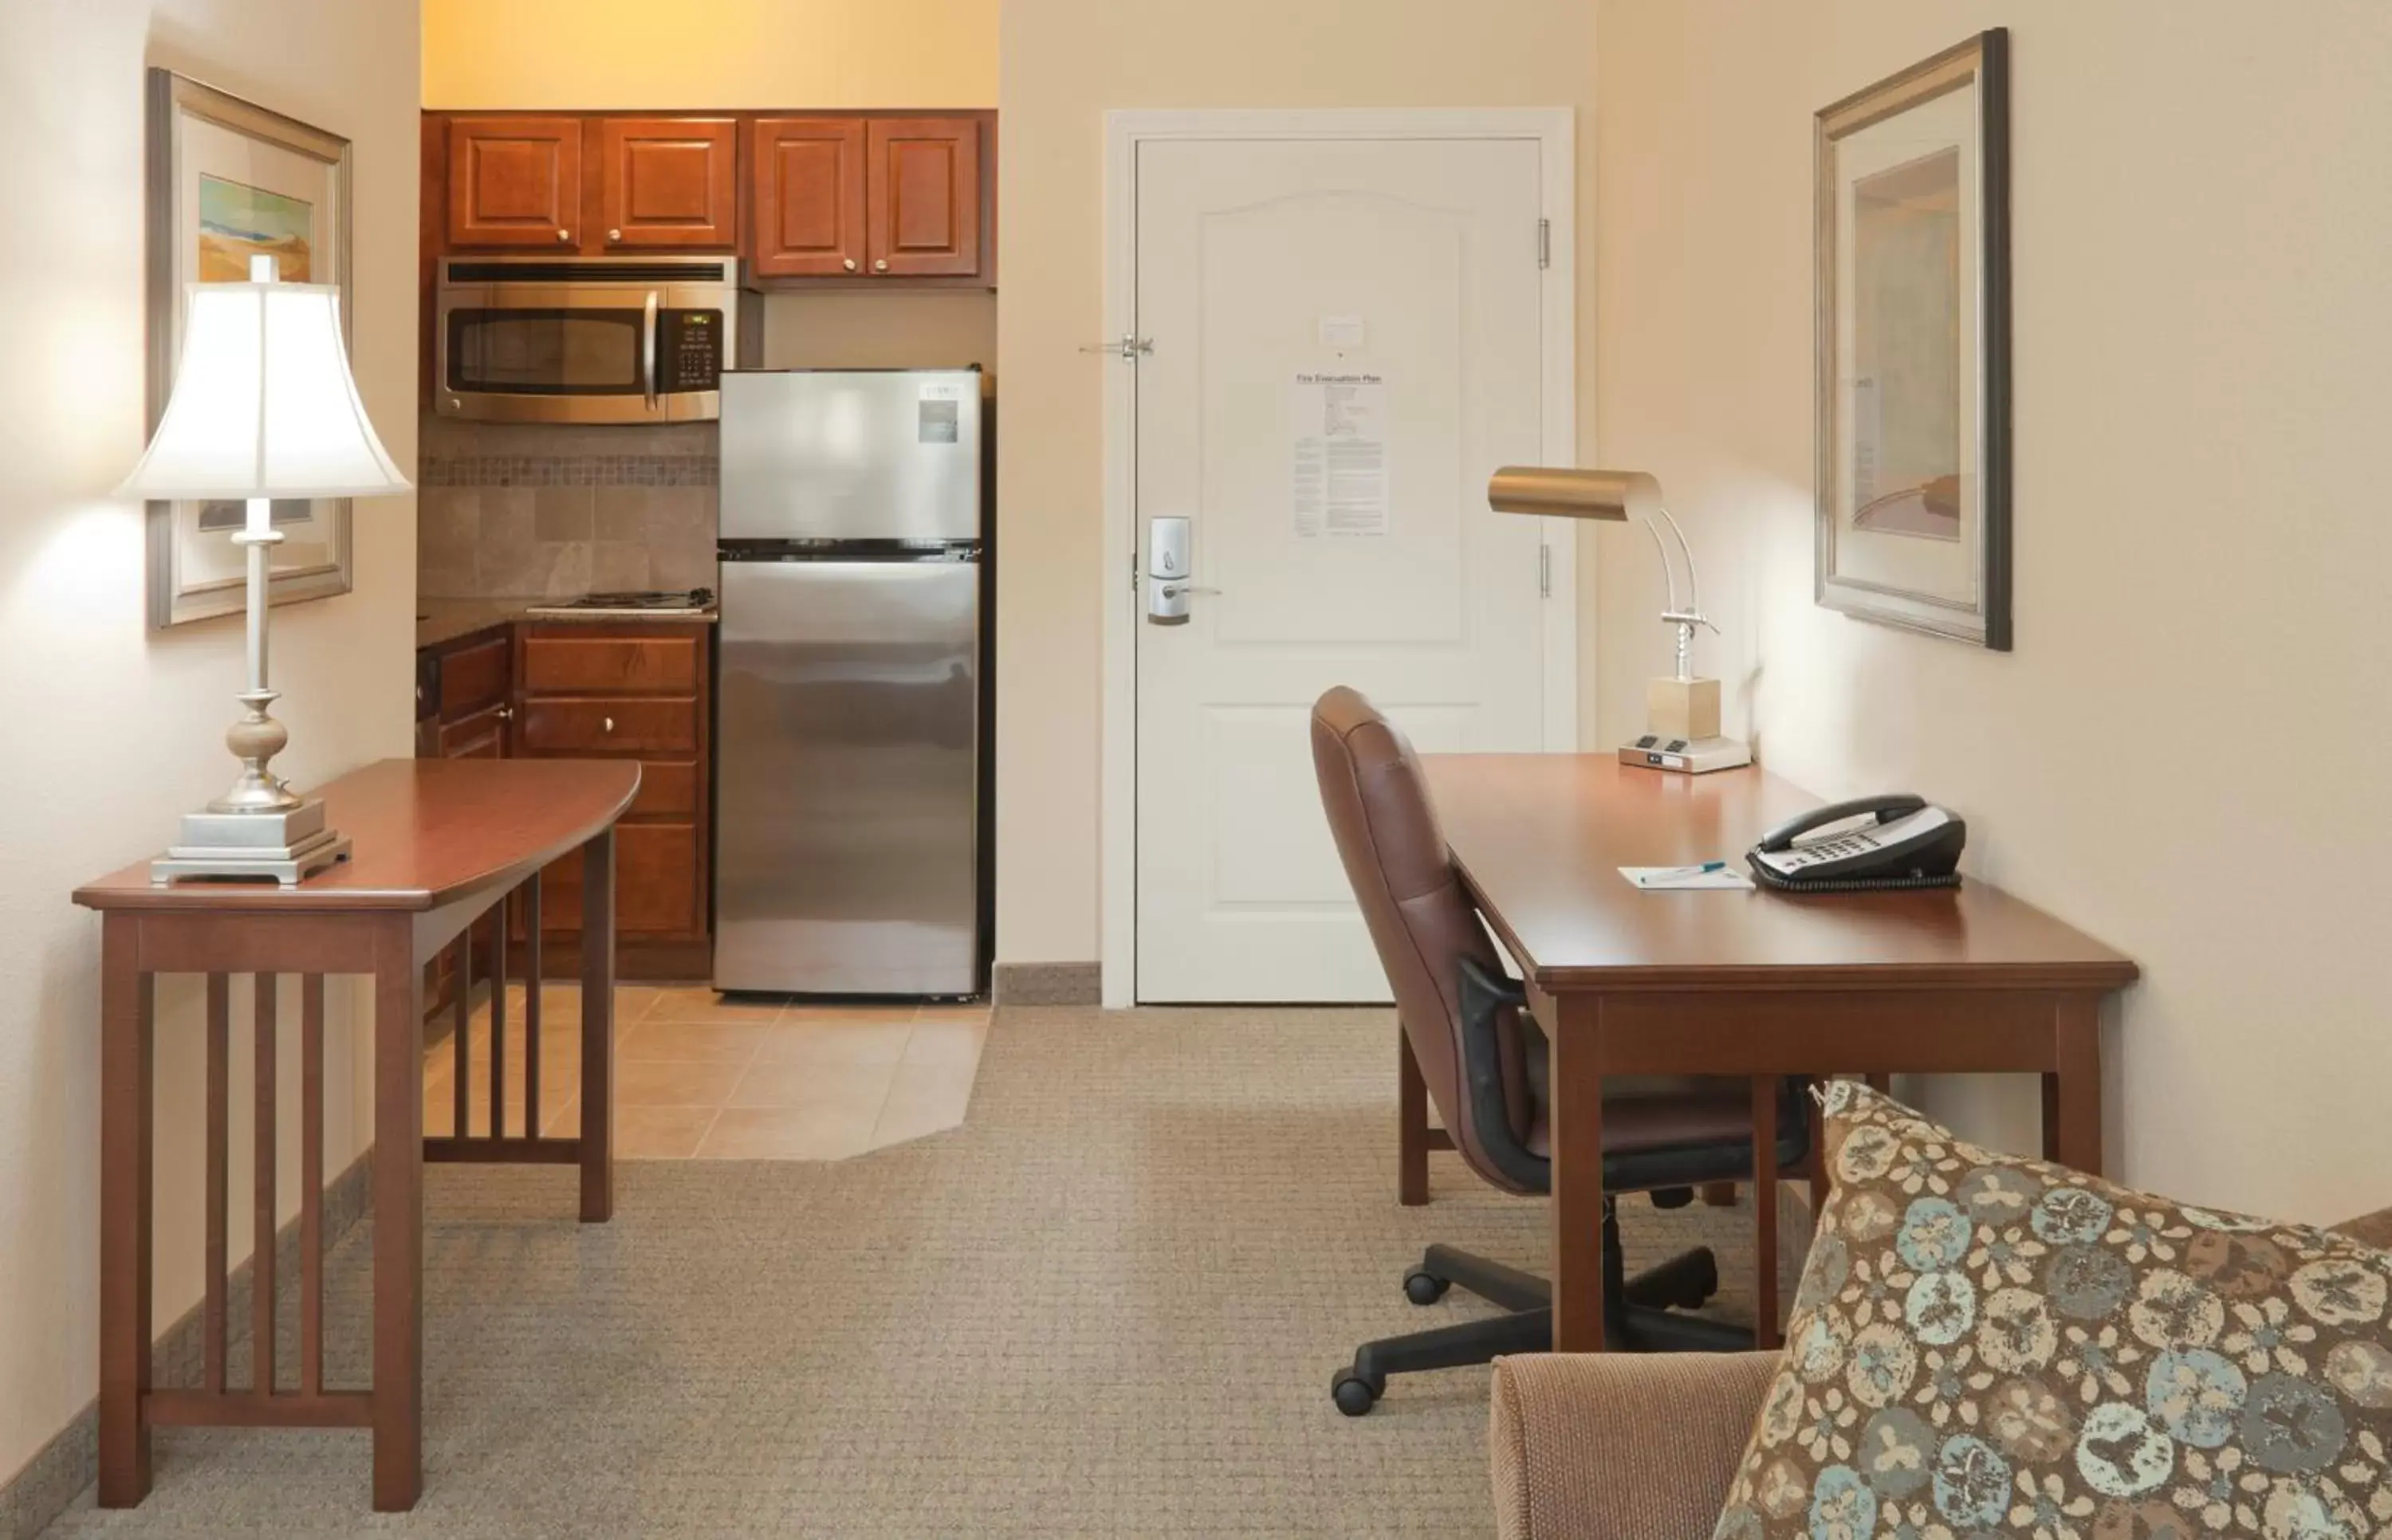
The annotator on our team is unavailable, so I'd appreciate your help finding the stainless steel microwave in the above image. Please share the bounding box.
[435,256,750,424]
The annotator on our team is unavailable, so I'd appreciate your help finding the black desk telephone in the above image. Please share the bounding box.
[1747,794,1967,892]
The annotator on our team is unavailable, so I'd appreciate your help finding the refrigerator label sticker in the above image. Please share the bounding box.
[919,399,961,443]
[1291,372,1388,538]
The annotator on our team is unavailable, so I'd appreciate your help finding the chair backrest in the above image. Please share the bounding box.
[1311,686,1542,1194]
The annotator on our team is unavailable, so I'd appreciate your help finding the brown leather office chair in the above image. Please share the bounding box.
[1311,686,1807,1414]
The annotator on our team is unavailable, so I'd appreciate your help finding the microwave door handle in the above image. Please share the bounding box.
[642,289,660,410]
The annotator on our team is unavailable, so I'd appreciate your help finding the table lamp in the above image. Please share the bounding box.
[119,255,411,883]
[1486,467,1751,775]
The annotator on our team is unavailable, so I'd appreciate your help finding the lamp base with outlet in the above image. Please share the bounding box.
[1619,733,1753,776]
[1622,671,1750,773]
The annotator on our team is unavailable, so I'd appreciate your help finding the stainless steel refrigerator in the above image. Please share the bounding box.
[714,368,986,996]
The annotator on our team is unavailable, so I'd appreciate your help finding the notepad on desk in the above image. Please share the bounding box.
[1620,862,1754,891]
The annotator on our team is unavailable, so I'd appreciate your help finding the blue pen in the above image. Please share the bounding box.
[1653,861,1727,878]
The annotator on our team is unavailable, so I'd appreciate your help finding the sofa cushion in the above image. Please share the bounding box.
[1710,1082,2392,1540]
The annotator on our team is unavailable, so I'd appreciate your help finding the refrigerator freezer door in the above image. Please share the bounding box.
[714,557,982,995]
[719,370,982,543]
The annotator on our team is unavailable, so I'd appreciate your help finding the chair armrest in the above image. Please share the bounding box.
[2335,1206,2392,1251]
[1489,1351,1778,1540]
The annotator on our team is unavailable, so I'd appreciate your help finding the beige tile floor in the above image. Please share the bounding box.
[423,985,989,1161]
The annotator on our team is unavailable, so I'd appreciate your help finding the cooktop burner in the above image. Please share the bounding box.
[525,587,715,616]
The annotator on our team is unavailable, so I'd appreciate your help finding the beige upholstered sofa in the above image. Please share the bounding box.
[1488,1205,2392,1540]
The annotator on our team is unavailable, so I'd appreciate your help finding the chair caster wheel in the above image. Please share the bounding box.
[1403,1267,1450,1306]
[1331,1369,1383,1416]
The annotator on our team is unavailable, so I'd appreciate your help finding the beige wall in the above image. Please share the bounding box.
[0,0,419,1487]
[994,0,1604,965]
[422,0,997,109]
[759,291,997,374]
[1592,0,2392,1222]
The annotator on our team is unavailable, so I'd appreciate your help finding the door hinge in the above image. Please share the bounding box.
[1536,218,1551,269]
[1539,544,1552,598]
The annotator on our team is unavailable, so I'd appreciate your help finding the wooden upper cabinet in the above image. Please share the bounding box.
[447,116,584,249]
[750,118,867,278]
[427,111,992,279]
[867,117,982,278]
[596,117,738,249]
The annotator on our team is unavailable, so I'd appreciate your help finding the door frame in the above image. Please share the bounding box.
[1099,108,1582,1008]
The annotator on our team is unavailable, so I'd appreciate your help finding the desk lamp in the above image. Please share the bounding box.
[118,255,411,882]
[1486,467,1751,774]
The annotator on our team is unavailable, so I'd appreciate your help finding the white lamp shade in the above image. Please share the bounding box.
[118,276,411,502]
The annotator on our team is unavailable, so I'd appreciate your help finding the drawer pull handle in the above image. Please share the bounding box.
[604,716,615,733]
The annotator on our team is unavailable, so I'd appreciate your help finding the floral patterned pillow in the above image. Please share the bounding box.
[1711,1082,2392,1540]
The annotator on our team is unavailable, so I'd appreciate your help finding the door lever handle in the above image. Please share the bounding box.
[1158,583,1220,599]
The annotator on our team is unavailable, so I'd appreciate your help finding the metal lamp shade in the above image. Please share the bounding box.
[1485,466,1662,523]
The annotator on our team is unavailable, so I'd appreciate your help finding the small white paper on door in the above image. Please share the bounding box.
[1291,372,1389,538]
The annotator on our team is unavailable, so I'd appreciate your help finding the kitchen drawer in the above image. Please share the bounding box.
[533,823,700,937]
[628,760,698,819]
[517,698,695,755]
[436,703,508,759]
[521,632,702,695]
[438,634,510,718]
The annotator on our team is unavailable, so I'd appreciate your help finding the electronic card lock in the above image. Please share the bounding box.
[1145,517,1218,624]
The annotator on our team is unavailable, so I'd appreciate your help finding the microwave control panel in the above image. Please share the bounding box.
[661,310,724,393]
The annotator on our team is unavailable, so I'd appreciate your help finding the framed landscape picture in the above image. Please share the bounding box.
[1814,30,2012,650]
[144,69,355,629]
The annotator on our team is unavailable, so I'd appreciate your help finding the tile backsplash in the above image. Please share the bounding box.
[417,418,718,599]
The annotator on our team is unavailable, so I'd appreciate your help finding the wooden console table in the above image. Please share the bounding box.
[73,758,639,1512]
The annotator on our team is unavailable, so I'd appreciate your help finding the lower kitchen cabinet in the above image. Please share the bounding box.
[416,625,516,1015]
[510,620,714,980]
[418,616,716,984]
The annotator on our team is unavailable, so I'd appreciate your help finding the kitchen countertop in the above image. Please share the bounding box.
[416,599,718,651]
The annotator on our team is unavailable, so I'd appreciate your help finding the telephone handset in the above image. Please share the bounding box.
[1747,794,1967,892]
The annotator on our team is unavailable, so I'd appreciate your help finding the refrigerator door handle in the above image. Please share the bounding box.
[641,289,660,410]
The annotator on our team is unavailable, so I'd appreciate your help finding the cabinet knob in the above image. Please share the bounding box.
[604,716,615,733]
[497,705,514,721]
[873,258,889,273]
[556,228,572,243]
[608,228,623,242]
[844,257,858,272]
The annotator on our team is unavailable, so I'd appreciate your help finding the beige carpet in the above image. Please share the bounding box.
[41,1006,1803,1538]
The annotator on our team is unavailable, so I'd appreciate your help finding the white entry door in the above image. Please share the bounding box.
[1132,132,1568,1003]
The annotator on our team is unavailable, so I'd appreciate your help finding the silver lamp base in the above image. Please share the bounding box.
[151,798,351,886]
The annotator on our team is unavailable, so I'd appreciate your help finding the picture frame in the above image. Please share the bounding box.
[144,69,356,630]
[1814,29,2011,650]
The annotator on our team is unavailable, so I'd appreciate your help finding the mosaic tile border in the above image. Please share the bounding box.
[420,454,718,489]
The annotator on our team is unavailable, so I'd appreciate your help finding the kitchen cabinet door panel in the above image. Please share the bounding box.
[597,117,738,249]
[866,118,980,278]
[448,116,583,249]
[752,118,867,278]
[534,824,699,937]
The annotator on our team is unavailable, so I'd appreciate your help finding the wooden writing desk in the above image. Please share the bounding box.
[1422,754,2138,1353]
[73,758,639,1511]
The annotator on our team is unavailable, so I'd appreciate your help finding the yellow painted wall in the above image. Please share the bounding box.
[0,0,419,1489]
[994,0,1606,968]
[1591,0,2392,1222]
[423,0,998,109]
